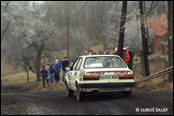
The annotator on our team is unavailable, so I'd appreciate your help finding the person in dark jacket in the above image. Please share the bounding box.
[55,59,61,83]
[61,57,70,82]
[40,66,49,88]
[49,64,55,84]
[126,46,134,70]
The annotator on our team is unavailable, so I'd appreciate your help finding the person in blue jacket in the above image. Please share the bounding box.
[55,59,61,83]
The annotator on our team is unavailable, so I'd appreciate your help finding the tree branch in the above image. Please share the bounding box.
[1,19,12,42]
[147,1,159,16]
[1,1,11,13]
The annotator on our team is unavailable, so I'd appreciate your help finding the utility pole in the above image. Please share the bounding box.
[143,1,149,53]
[139,1,150,76]
[118,1,127,59]
[168,1,173,81]
[67,16,69,58]
[66,2,69,58]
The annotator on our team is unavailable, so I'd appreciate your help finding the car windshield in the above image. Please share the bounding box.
[84,56,127,69]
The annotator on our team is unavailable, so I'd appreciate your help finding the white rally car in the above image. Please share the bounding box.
[65,55,135,102]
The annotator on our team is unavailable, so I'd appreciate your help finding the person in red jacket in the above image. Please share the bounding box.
[125,49,130,66]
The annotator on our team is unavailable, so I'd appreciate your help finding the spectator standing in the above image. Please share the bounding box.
[92,52,96,55]
[84,51,88,55]
[113,47,118,55]
[49,64,55,84]
[55,59,61,83]
[61,57,70,82]
[45,64,51,82]
[89,50,93,55]
[104,48,112,55]
[125,48,130,66]
[55,57,59,65]
[126,46,134,70]
[40,66,49,88]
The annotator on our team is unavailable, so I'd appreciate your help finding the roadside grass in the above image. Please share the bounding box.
[134,52,173,92]
[135,79,173,92]
[1,71,66,93]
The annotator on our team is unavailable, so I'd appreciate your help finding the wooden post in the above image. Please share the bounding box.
[139,1,150,76]
[118,1,127,59]
[140,50,146,76]
[168,1,173,81]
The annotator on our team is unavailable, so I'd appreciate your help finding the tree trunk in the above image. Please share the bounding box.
[36,61,41,81]
[35,44,44,82]
[168,1,173,81]
[27,71,29,82]
[117,1,127,58]
[36,56,41,81]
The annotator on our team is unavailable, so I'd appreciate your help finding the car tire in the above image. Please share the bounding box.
[76,84,84,102]
[123,91,132,97]
[66,84,73,97]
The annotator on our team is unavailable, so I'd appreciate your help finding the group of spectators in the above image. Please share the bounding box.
[40,57,70,88]
[40,47,134,88]
[84,46,134,70]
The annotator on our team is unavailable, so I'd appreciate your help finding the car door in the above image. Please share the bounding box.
[70,58,83,90]
[74,58,83,81]
[69,58,80,90]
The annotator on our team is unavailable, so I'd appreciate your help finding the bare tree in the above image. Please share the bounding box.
[2,2,57,82]
[1,1,11,42]
[70,27,91,61]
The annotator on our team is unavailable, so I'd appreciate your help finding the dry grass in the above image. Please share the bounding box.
[1,72,66,93]
[135,77,173,92]
[134,52,173,92]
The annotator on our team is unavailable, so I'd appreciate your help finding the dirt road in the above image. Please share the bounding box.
[1,90,173,115]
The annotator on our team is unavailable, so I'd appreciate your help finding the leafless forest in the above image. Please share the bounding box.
[1,1,172,81]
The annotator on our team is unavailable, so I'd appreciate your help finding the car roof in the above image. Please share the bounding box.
[79,55,121,58]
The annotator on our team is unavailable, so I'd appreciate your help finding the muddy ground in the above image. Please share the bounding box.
[1,89,173,115]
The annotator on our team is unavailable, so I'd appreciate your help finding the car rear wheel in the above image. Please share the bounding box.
[76,84,84,102]
[66,84,73,97]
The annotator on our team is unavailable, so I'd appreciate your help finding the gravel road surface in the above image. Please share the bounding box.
[1,90,173,115]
